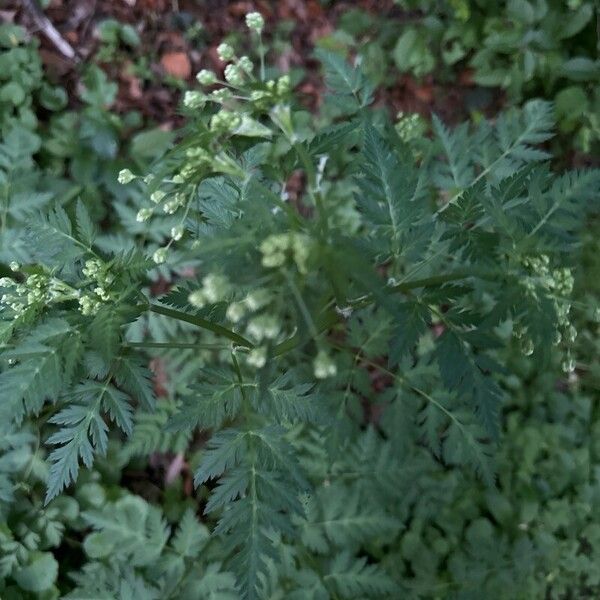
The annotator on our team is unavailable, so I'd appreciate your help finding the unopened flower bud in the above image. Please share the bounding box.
[117,169,136,184]
[151,190,166,204]
[196,69,217,85]
[245,12,264,34]
[313,350,337,379]
[136,207,153,222]
[183,90,206,109]
[188,290,206,308]
[171,225,184,241]
[217,43,235,62]
[247,346,267,369]
[224,64,244,86]
[238,56,253,75]
[226,301,246,323]
[152,247,168,264]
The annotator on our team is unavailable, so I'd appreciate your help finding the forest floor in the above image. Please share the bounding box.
[6,0,493,128]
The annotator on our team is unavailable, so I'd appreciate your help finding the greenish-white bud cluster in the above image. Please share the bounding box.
[78,293,102,316]
[313,350,337,379]
[117,168,136,184]
[170,225,185,241]
[226,301,246,323]
[217,43,235,62]
[246,346,267,369]
[210,110,242,134]
[226,288,272,323]
[188,274,231,308]
[163,194,187,214]
[395,112,427,143]
[245,11,264,34]
[79,258,116,314]
[196,69,217,86]
[260,232,311,273]
[210,88,233,103]
[223,287,278,370]
[82,259,114,287]
[150,190,166,204]
[238,56,253,75]
[1,273,77,316]
[249,76,290,111]
[519,255,577,361]
[153,247,168,264]
[246,314,280,342]
[183,90,206,109]
[561,356,576,374]
[224,64,245,87]
[136,207,153,222]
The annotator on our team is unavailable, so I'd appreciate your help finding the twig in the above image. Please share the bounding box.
[22,0,78,62]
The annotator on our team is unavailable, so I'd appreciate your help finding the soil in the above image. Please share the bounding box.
[4,0,491,127]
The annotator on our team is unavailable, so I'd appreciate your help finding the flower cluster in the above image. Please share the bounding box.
[117,169,136,184]
[188,274,232,308]
[520,255,576,370]
[223,287,284,370]
[313,350,337,379]
[245,12,265,34]
[79,259,116,315]
[0,273,75,317]
[260,233,311,273]
[395,111,427,143]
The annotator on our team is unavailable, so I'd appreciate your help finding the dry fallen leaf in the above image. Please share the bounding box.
[160,51,191,79]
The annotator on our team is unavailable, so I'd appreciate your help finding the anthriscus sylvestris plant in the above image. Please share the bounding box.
[1,11,599,599]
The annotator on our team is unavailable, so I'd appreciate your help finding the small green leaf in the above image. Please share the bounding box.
[14,552,59,592]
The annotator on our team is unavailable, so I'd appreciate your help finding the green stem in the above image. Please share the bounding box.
[348,269,489,310]
[149,303,254,348]
[273,269,494,357]
[125,341,231,350]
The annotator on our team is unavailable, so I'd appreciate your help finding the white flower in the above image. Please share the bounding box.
[78,294,102,316]
[224,64,244,87]
[202,273,230,303]
[183,90,206,109]
[276,75,290,95]
[188,290,206,308]
[226,301,246,323]
[196,69,217,85]
[247,315,280,341]
[171,225,184,241]
[245,289,270,311]
[313,350,337,379]
[163,199,181,214]
[153,247,168,264]
[217,43,235,62]
[150,190,166,204]
[82,259,102,278]
[247,346,267,369]
[136,207,153,222]
[9,262,20,272]
[245,11,264,34]
[117,169,136,184]
[238,56,253,75]
[94,286,110,301]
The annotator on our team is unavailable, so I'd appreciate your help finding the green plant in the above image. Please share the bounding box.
[96,19,141,63]
[1,11,599,599]
[328,1,600,152]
